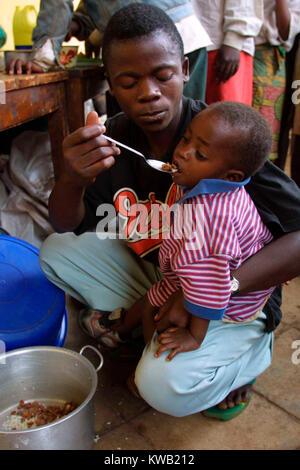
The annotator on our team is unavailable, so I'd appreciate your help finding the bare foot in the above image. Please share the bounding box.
[217,383,252,410]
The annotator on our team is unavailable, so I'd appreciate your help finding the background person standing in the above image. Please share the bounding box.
[252,0,300,163]
[192,0,263,105]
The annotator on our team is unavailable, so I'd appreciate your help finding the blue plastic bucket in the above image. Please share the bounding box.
[0,235,67,351]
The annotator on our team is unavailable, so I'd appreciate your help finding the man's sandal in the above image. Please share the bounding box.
[78,307,126,349]
[202,379,256,421]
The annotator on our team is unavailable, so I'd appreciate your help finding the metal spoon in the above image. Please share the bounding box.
[103,135,178,173]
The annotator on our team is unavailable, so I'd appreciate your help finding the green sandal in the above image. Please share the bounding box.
[202,379,256,421]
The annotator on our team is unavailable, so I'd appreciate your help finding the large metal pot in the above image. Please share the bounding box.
[0,345,103,450]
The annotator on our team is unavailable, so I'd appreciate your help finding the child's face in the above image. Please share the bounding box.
[172,110,244,189]
[105,32,189,136]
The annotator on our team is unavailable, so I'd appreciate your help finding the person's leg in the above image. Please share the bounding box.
[205,50,253,105]
[135,312,273,417]
[39,232,162,311]
[183,47,207,102]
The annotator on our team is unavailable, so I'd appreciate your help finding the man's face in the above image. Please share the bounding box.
[105,32,189,136]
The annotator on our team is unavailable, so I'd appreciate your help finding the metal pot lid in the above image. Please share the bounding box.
[0,235,65,334]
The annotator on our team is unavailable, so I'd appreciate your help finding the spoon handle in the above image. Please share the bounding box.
[103,135,145,159]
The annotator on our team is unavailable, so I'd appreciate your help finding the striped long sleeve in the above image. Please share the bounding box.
[148,185,275,322]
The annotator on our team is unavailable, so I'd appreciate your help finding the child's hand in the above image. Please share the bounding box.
[155,327,200,361]
[154,289,190,333]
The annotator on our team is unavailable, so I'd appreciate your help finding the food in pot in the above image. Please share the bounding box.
[2,400,78,431]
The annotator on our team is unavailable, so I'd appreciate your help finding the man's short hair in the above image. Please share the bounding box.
[208,101,273,176]
[102,3,184,69]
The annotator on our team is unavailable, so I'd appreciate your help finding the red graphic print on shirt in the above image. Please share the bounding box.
[114,183,180,258]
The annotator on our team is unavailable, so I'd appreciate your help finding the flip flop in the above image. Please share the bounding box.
[202,379,256,421]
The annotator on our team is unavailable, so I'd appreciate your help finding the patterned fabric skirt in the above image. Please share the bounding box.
[252,44,286,162]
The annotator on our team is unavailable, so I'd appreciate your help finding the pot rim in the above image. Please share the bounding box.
[0,345,99,435]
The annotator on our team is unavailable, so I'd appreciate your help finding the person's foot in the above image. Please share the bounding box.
[217,383,253,410]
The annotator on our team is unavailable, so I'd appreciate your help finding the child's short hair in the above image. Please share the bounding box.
[102,3,184,69]
[208,101,272,176]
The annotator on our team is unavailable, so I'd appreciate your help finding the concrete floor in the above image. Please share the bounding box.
[64,277,300,450]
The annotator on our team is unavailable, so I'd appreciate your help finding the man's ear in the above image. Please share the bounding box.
[225,169,245,182]
[182,56,189,84]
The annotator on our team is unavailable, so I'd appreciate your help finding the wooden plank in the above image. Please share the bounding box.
[0,83,64,130]
[0,71,69,92]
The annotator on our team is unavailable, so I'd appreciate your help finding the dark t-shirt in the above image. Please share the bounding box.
[75,96,300,332]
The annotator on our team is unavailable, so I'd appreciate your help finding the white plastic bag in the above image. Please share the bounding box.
[0,130,55,247]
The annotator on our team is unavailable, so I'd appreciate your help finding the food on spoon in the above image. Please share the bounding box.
[161,162,178,172]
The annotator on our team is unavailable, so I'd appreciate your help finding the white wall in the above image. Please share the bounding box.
[0,0,81,50]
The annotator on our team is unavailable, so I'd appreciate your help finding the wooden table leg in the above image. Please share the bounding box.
[48,107,68,180]
[66,77,85,133]
[65,68,108,133]
[47,82,68,179]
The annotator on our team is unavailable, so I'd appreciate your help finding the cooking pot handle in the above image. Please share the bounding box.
[79,345,104,372]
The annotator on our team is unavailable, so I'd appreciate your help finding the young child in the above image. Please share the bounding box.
[145,101,276,361]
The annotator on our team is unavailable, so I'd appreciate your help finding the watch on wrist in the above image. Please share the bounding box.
[230,275,240,296]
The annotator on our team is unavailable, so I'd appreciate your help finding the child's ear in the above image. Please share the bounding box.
[182,56,189,84]
[225,170,245,182]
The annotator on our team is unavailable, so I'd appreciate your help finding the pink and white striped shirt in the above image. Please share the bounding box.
[148,178,275,322]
